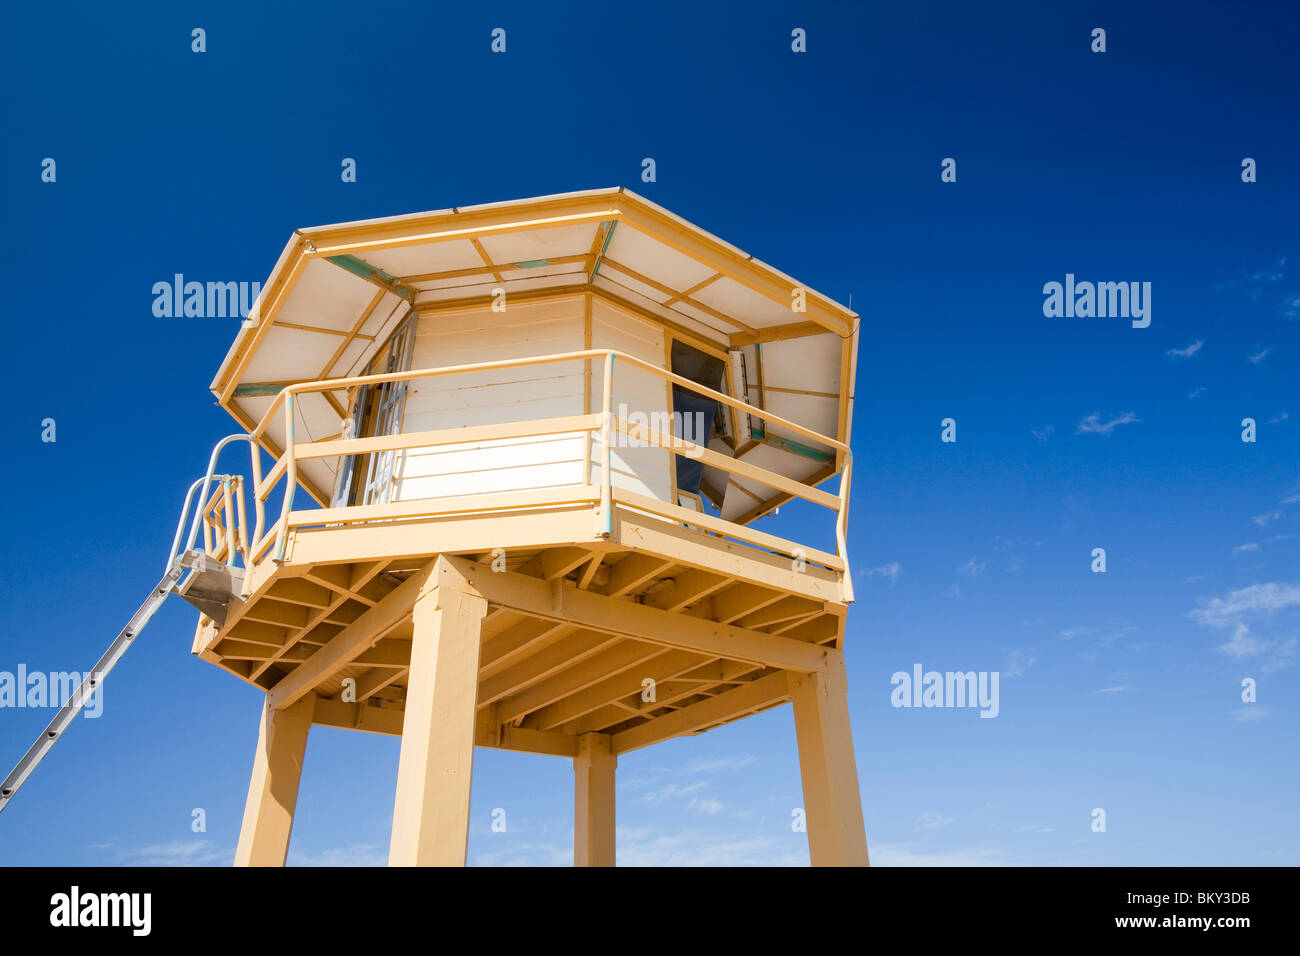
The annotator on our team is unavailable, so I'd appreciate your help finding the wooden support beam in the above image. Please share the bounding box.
[789,654,869,866]
[610,513,843,603]
[576,553,603,590]
[573,733,616,867]
[234,694,315,866]
[267,561,435,711]
[525,648,695,731]
[480,619,575,676]
[521,546,593,581]
[496,638,661,725]
[736,596,825,630]
[728,321,826,347]
[711,583,786,625]
[354,666,405,701]
[477,631,621,706]
[241,599,311,629]
[216,639,314,663]
[599,553,674,598]
[249,561,389,683]
[611,671,791,754]
[311,697,580,756]
[265,578,334,608]
[642,568,730,612]
[567,659,765,736]
[389,559,489,866]
[441,556,831,673]
[225,619,291,648]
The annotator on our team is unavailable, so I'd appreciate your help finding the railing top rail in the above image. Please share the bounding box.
[252,348,849,456]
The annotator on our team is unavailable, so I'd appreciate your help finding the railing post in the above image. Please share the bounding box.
[248,441,265,558]
[274,391,297,563]
[597,352,614,538]
[836,452,854,603]
[233,476,250,569]
[221,478,237,562]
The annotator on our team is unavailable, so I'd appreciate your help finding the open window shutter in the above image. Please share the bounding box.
[329,385,370,508]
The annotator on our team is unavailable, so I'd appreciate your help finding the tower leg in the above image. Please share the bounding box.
[389,564,488,866]
[790,657,870,866]
[234,693,315,867]
[573,732,616,866]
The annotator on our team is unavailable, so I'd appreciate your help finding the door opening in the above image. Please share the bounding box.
[669,339,726,503]
[330,314,416,508]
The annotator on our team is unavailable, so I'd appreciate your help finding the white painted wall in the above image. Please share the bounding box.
[587,297,672,502]
[386,294,670,506]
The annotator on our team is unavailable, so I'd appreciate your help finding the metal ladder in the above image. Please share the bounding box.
[0,434,264,814]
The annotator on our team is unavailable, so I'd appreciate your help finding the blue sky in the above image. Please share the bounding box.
[1,1,1297,865]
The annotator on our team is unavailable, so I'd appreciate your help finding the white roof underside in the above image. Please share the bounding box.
[215,189,856,508]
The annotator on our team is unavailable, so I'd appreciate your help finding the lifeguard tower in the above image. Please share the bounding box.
[192,187,866,866]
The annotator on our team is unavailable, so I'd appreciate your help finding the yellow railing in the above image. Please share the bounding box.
[199,475,250,568]
[231,349,853,598]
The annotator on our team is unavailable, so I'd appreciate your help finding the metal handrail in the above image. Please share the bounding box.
[165,434,267,574]
[240,348,851,582]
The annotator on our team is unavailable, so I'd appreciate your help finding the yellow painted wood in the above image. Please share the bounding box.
[234,693,315,867]
[388,560,488,866]
[729,321,826,346]
[611,671,790,754]
[573,733,616,867]
[443,556,831,672]
[789,655,869,866]
[615,490,844,571]
[294,414,601,461]
[266,561,436,711]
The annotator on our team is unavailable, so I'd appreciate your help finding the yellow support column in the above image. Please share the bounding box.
[233,693,315,867]
[389,561,488,866]
[790,656,870,866]
[573,732,616,867]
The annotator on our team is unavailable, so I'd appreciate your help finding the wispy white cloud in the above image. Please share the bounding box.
[1233,542,1260,556]
[616,826,807,867]
[1217,623,1266,658]
[1087,685,1137,696]
[679,755,757,775]
[116,839,232,867]
[1005,649,1035,677]
[1233,706,1271,723]
[1190,582,1300,627]
[1190,583,1300,670]
[957,558,987,577]
[689,798,724,815]
[1248,346,1272,364]
[471,841,573,867]
[917,812,954,831]
[289,843,388,866]
[1187,386,1206,399]
[862,561,901,584]
[1057,623,1137,646]
[1269,411,1290,424]
[639,781,709,804]
[1031,425,1054,442]
[869,843,1009,867]
[1217,259,1286,303]
[1252,511,1282,526]
[1076,411,1139,435]
[1166,340,1203,360]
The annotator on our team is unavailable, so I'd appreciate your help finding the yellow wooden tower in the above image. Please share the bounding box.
[192,187,867,866]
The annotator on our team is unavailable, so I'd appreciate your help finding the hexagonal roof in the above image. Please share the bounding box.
[211,187,859,511]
